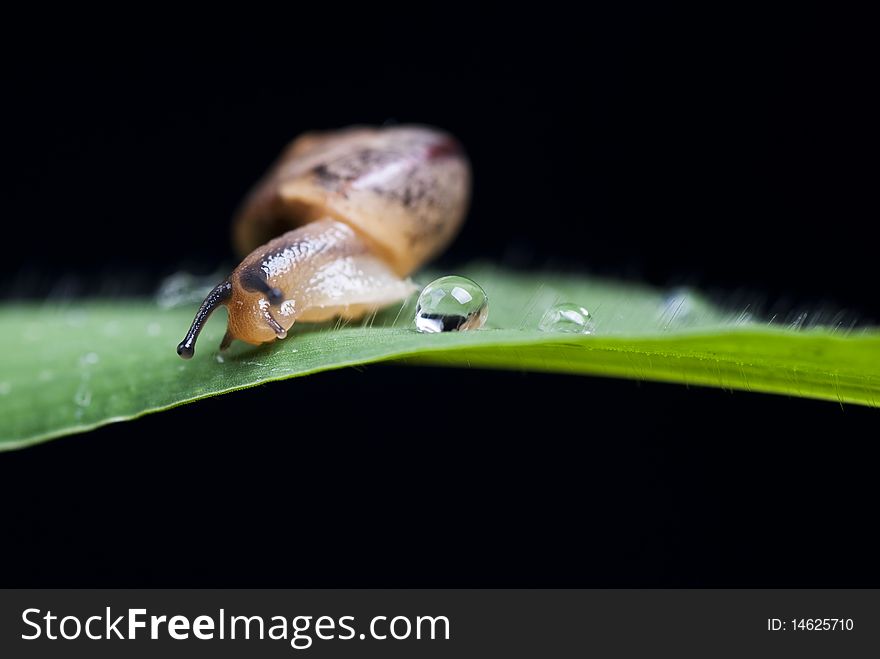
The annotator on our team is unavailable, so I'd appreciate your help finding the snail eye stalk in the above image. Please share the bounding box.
[177,280,232,359]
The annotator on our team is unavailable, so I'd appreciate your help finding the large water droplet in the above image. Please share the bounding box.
[415,276,488,333]
[539,303,594,334]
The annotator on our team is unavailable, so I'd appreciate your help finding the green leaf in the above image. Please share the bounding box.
[1,265,877,450]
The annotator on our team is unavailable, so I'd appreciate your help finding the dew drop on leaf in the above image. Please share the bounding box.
[414,276,488,333]
[539,303,594,334]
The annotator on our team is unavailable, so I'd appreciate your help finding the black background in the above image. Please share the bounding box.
[1,7,877,586]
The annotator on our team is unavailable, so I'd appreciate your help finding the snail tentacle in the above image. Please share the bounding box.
[176,280,232,359]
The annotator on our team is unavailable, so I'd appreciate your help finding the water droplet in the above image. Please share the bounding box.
[539,303,595,334]
[0,382,11,395]
[146,322,162,336]
[414,276,488,333]
[215,354,225,363]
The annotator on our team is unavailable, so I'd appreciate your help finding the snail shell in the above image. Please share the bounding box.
[177,124,471,358]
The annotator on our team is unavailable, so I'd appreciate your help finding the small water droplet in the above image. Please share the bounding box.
[539,303,595,334]
[215,354,225,364]
[0,382,11,395]
[146,322,162,336]
[414,276,488,333]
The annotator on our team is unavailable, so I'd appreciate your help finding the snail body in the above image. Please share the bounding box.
[177,125,470,358]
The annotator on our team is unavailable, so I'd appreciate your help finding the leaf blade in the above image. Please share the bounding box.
[1,266,877,450]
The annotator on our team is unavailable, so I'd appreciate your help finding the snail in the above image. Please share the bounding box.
[177,125,471,359]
